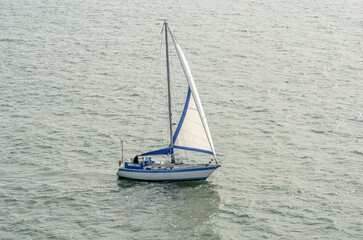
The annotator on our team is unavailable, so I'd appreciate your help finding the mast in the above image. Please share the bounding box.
[164,21,175,163]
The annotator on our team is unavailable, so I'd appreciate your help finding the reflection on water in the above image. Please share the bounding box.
[117,179,221,239]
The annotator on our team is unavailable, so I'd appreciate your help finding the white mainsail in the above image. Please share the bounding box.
[171,34,216,158]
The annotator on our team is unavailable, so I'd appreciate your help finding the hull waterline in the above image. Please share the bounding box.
[117,164,220,182]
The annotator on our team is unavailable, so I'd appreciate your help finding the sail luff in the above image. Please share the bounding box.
[170,34,216,158]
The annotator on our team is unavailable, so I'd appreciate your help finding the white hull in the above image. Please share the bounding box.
[117,164,219,181]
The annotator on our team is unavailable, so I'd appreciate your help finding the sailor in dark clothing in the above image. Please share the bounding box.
[133,155,139,164]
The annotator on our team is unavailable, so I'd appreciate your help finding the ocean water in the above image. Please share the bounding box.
[1,0,362,239]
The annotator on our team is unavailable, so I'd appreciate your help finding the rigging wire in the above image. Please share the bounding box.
[136,30,164,153]
[168,27,186,162]
[137,25,183,157]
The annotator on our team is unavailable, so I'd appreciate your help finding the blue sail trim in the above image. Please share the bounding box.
[140,145,212,156]
[174,145,214,155]
[140,147,173,156]
[173,87,191,144]
[142,88,207,157]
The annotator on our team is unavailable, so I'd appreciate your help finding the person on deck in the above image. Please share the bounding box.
[133,155,139,164]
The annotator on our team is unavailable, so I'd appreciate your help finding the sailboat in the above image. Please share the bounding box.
[117,22,220,181]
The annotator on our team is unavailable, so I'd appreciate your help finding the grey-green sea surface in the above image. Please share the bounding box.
[1,0,362,239]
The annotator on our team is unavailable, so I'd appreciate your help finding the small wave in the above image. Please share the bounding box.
[311,129,325,134]
[254,109,269,113]
[10,114,31,119]
[310,129,333,134]
[38,144,53,149]
[0,38,22,42]
[352,150,362,156]
[71,149,92,155]
[349,118,363,123]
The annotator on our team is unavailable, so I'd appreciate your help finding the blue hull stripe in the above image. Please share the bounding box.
[118,176,208,182]
[118,166,218,173]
